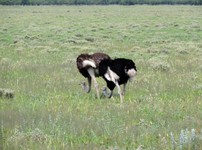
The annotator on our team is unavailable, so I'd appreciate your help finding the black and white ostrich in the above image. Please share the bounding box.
[76,52,111,99]
[99,58,137,103]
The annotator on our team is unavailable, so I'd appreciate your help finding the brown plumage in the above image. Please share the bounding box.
[76,52,111,98]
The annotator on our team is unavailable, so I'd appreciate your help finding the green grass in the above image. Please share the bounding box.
[0,5,202,149]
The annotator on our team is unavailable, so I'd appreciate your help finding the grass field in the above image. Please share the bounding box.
[0,5,202,149]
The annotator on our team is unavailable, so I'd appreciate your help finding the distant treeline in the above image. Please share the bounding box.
[0,0,201,5]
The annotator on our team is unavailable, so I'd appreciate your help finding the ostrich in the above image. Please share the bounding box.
[76,52,111,99]
[99,58,137,103]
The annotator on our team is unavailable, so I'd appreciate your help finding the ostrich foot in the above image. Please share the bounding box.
[80,82,90,93]
[102,87,113,98]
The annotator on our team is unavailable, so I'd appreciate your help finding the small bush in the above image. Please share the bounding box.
[85,37,94,42]
[152,62,170,71]
[0,88,14,99]
[8,128,48,146]
[179,50,189,55]
[0,58,11,66]
[149,58,171,72]
[170,128,202,150]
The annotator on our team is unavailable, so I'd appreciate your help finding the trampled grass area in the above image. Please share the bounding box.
[0,5,202,149]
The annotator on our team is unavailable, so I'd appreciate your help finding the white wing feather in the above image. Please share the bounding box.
[82,60,96,68]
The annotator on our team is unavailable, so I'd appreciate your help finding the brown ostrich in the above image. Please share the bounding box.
[76,52,111,98]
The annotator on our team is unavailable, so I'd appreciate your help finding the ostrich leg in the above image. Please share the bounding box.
[81,77,91,93]
[87,68,100,99]
[115,81,123,103]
